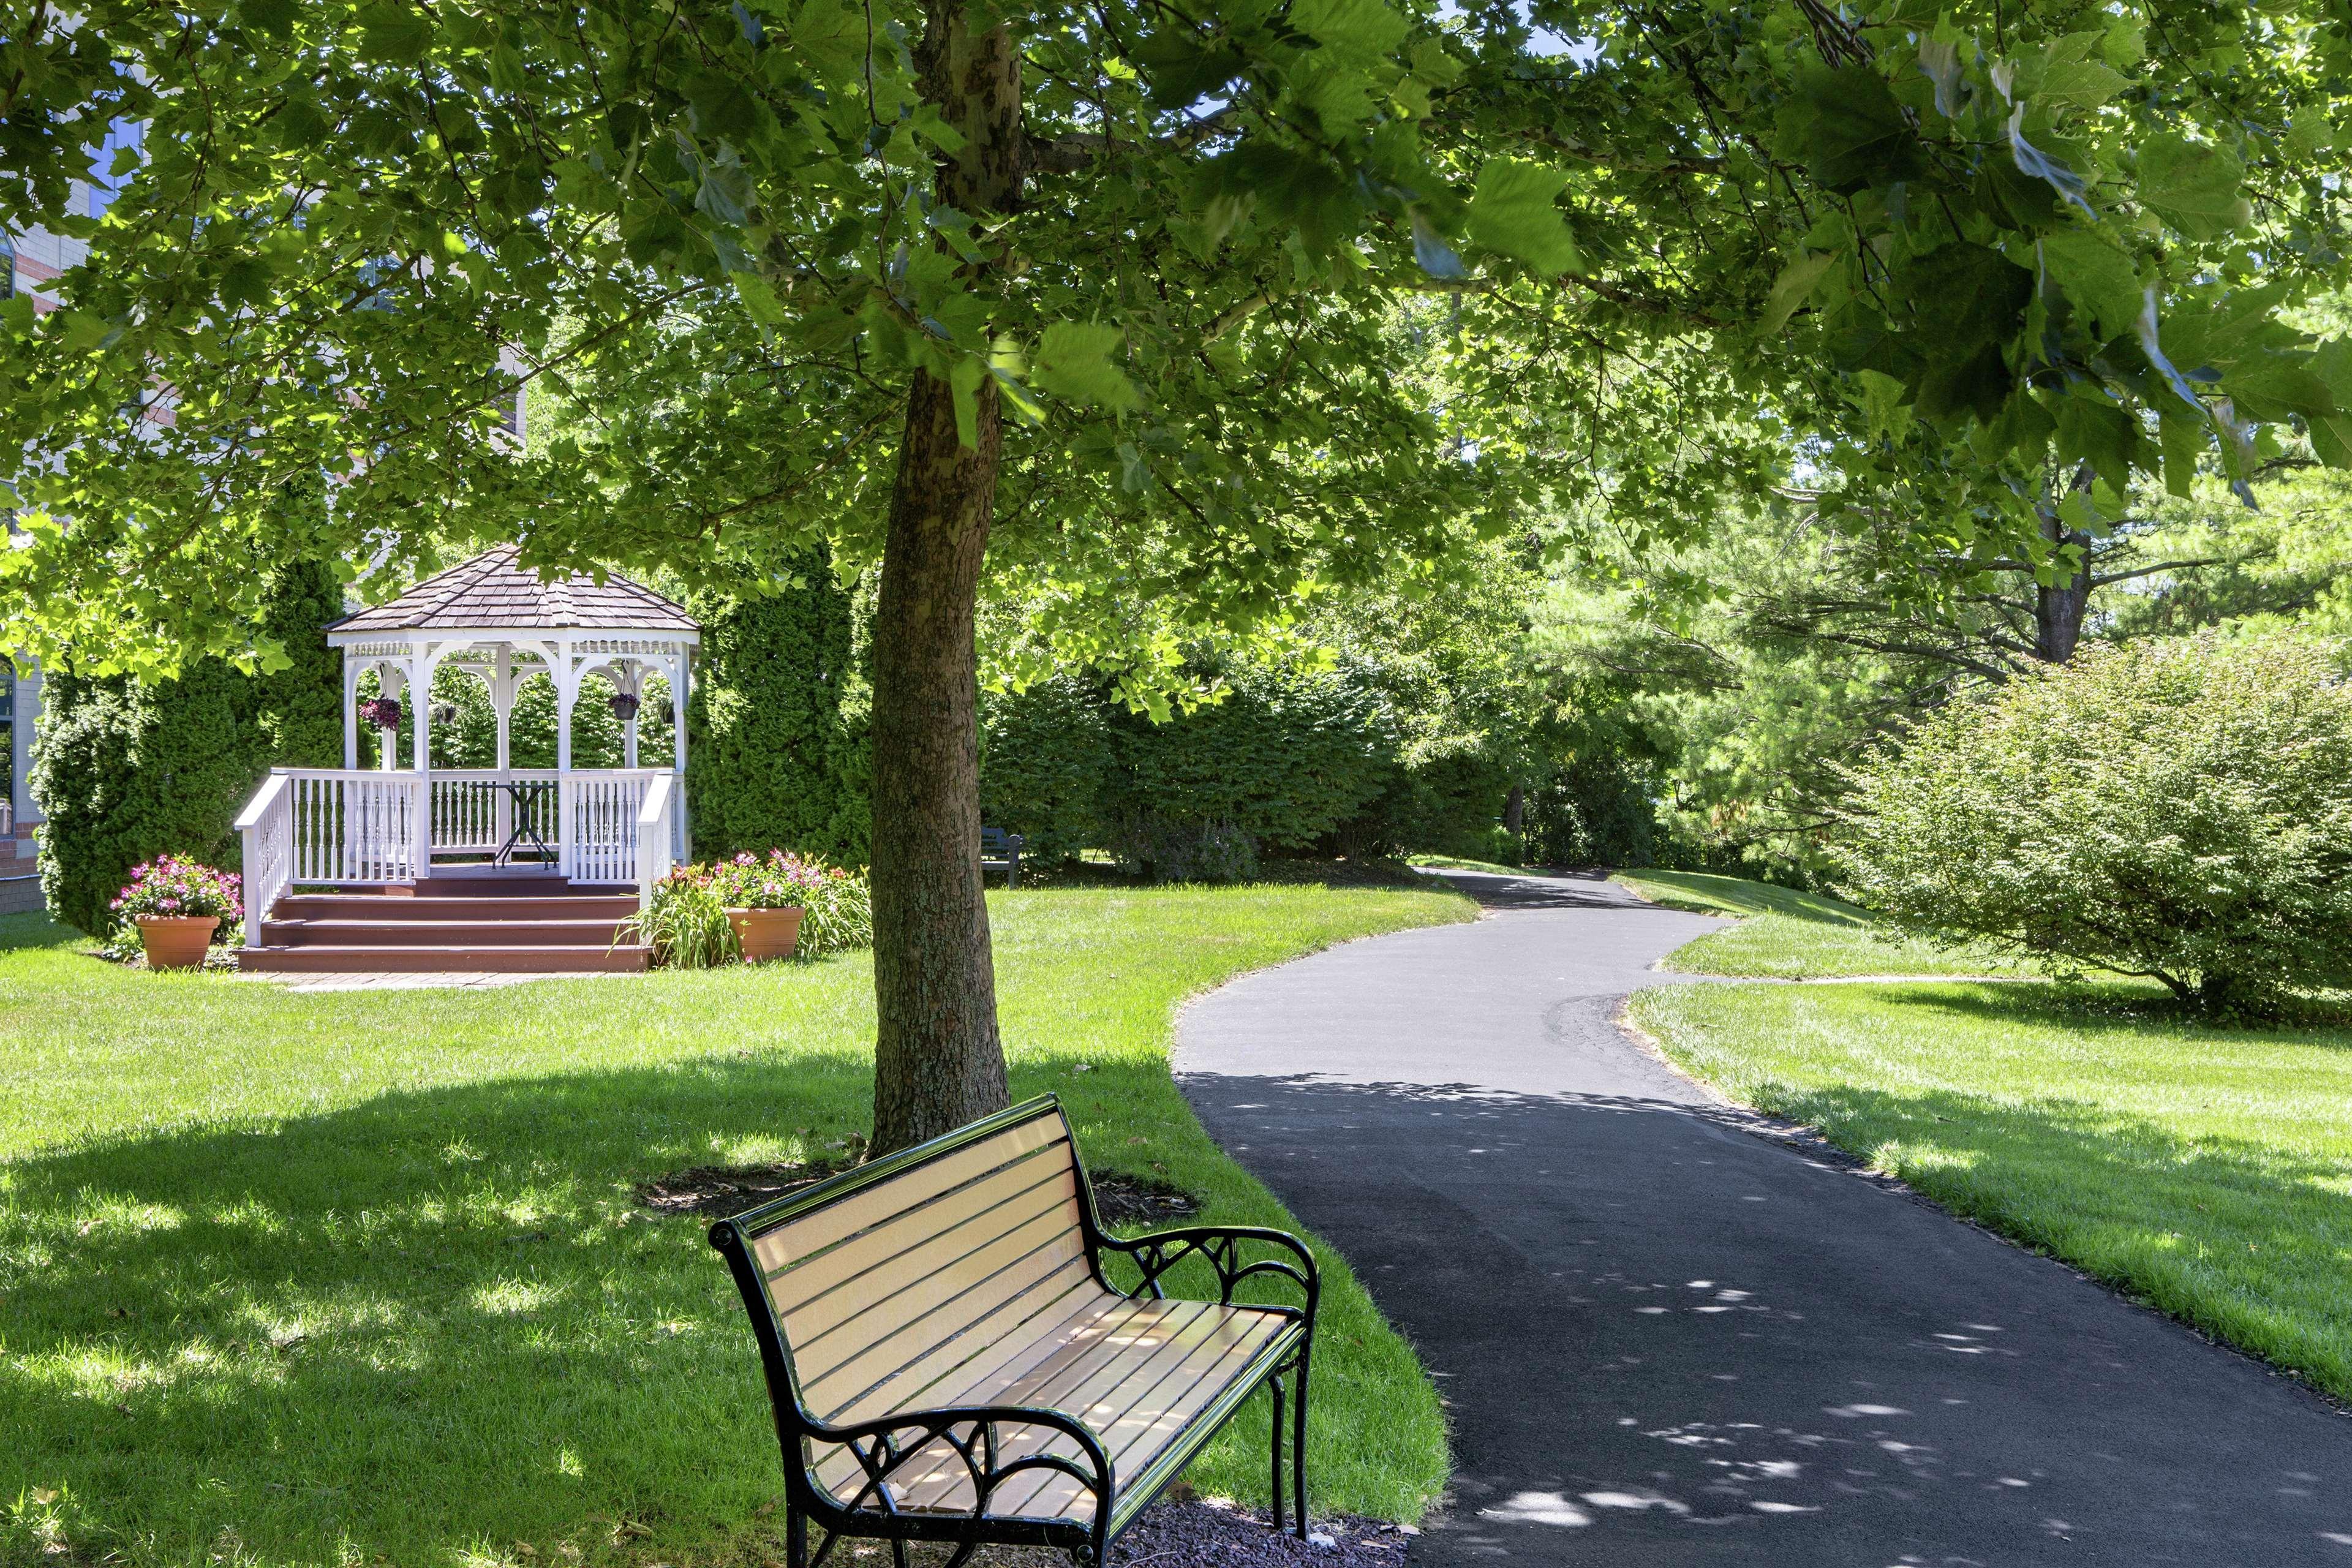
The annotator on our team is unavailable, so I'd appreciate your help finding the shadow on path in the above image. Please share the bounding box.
[1177,873,2352,1567]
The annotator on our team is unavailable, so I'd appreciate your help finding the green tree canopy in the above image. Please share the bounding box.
[4,0,2347,1145]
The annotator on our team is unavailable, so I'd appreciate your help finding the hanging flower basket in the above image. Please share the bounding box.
[609,692,641,722]
[358,696,402,731]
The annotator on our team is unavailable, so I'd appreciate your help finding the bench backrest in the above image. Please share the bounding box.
[980,826,1020,856]
[712,1097,1102,1439]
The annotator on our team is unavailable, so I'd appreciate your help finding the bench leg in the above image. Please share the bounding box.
[786,1502,807,1568]
[1291,1354,1310,1539]
[1268,1372,1286,1534]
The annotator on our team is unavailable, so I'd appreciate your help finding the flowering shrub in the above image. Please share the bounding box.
[624,851,873,966]
[101,856,243,959]
[113,856,242,926]
[358,696,402,731]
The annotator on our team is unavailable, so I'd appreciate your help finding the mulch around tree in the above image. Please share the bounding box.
[636,1162,1204,1229]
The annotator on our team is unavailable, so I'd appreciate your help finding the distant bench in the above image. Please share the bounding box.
[981,827,1025,888]
[709,1096,1319,1568]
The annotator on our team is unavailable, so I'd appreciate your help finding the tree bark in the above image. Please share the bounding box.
[2033,472,2094,665]
[866,3,1025,1157]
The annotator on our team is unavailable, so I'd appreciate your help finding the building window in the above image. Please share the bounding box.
[500,388,526,442]
[1,232,13,301]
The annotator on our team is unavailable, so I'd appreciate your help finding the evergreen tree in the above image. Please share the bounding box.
[28,561,347,935]
[687,552,869,862]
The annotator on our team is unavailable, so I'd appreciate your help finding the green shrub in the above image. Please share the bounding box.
[1833,633,2352,1012]
[1522,755,1660,867]
[685,555,869,864]
[979,657,1419,875]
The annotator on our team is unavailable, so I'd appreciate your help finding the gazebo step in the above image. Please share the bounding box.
[261,918,635,948]
[238,943,650,973]
[272,893,639,922]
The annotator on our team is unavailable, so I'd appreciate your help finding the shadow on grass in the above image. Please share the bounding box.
[0,910,76,954]
[1619,869,1870,927]
[0,1050,1306,1566]
[0,1052,884,1565]
[1869,977,2352,1040]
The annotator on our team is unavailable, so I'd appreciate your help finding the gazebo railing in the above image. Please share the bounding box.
[236,768,684,928]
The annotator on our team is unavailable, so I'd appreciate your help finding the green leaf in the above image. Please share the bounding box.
[356,4,434,64]
[1030,323,1143,415]
[2137,134,2248,242]
[1899,241,2033,352]
[1289,0,1409,58]
[1760,251,1835,336]
[1782,65,1927,193]
[2158,410,2205,494]
[2054,393,2139,492]
[2038,229,2140,339]
[1466,159,1580,277]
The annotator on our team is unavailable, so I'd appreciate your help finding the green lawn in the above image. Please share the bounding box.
[0,882,1472,1568]
[1631,976,2352,1404]
[1613,868,2013,978]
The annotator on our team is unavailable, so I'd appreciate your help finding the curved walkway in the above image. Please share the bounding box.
[1175,869,2352,1566]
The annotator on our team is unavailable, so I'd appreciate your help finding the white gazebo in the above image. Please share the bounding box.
[234,548,700,935]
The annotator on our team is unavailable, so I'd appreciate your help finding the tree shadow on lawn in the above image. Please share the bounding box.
[1620,870,1871,927]
[0,1052,888,1566]
[0,1050,1309,1567]
[1877,976,2352,1038]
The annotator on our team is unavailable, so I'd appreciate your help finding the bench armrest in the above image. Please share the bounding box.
[812,1400,1114,1528]
[1096,1224,1321,1318]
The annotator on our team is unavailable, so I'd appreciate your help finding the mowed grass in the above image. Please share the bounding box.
[1631,977,2352,1401]
[0,882,1474,1568]
[1613,869,2014,978]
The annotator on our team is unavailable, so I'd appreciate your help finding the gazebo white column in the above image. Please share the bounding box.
[409,641,432,774]
[342,657,362,769]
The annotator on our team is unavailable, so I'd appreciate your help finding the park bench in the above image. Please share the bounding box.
[710,1096,1319,1568]
[980,826,1025,888]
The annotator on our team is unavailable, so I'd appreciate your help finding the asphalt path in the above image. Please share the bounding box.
[1175,868,2352,1566]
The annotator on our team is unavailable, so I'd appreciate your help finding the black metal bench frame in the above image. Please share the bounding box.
[981,827,1024,888]
[710,1096,1319,1568]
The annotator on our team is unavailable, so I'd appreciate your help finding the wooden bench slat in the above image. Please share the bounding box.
[811,1294,1181,1506]
[778,1161,1082,1344]
[855,1300,1292,1523]
[796,1204,1088,1390]
[750,1118,1068,1280]
[807,1260,1104,1424]
[981,1304,1288,1520]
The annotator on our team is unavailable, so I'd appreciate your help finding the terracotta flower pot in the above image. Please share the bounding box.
[137,914,220,971]
[726,905,804,962]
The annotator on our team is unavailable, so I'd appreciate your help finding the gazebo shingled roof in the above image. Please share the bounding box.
[326,545,696,636]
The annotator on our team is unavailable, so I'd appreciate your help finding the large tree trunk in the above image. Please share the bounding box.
[866,4,1025,1157]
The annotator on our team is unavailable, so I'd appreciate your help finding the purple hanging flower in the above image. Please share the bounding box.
[609,692,640,722]
[358,696,403,731]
